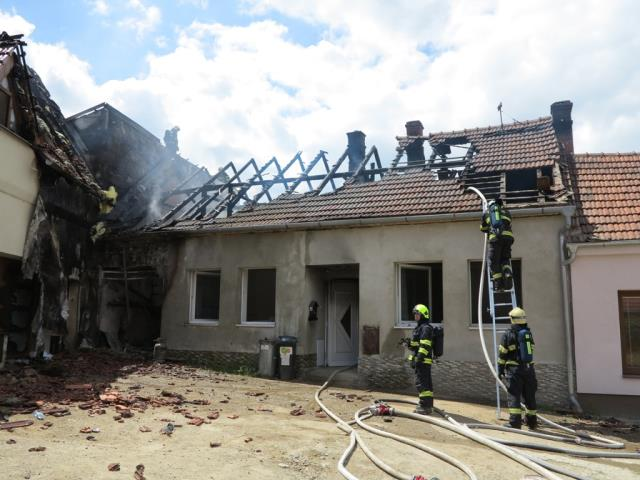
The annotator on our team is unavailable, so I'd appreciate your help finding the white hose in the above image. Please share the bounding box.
[354,407,478,480]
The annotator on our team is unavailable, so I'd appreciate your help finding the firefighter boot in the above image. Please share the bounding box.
[502,265,513,291]
[526,414,538,430]
[414,405,433,415]
[492,276,503,292]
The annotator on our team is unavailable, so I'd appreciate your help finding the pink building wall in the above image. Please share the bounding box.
[571,244,640,396]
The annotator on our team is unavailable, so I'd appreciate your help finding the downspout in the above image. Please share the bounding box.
[559,206,582,412]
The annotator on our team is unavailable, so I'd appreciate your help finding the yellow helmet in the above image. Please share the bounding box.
[509,307,527,324]
[413,304,430,320]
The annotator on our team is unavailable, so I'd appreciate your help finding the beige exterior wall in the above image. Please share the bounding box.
[162,213,567,366]
[571,244,640,396]
[0,128,38,259]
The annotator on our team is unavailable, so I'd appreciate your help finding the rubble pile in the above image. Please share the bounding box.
[0,351,227,426]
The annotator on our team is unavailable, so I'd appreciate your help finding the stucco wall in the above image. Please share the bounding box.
[162,213,567,370]
[571,244,640,396]
[0,128,38,258]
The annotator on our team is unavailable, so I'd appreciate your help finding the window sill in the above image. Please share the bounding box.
[622,373,640,378]
[188,320,220,327]
[468,324,510,331]
[394,323,444,330]
[236,323,275,328]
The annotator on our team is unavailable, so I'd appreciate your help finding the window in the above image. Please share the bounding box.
[396,263,443,327]
[618,291,640,376]
[469,260,522,325]
[242,268,276,324]
[190,271,220,324]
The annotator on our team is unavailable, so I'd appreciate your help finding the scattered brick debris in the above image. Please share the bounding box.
[41,421,54,429]
[86,435,97,441]
[290,406,305,416]
[207,411,220,420]
[139,426,152,432]
[6,439,16,444]
[314,412,327,419]
[28,446,46,452]
[245,392,265,397]
[257,407,272,413]
[0,420,33,430]
[210,442,222,448]
[134,464,145,480]
[227,414,239,420]
[220,399,229,404]
[188,417,204,426]
[80,426,93,433]
[244,437,253,443]
[108,463,120,472]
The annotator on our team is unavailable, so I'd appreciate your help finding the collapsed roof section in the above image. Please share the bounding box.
[1,33,102,197]
[67,103,211,232]
[152,104,574,234]
[569,153,640,242]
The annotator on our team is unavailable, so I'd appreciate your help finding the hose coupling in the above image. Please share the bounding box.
[369,403,393,416]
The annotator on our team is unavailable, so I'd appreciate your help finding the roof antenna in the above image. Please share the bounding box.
[497,102,504,130]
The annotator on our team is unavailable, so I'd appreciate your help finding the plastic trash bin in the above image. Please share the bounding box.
[277,335,297,380]
[258,338,276,377]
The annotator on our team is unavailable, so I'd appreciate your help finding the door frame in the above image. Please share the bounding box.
[326,279,359,366]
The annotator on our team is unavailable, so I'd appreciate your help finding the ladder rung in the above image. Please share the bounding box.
[494,316,511,320]
[493,302,514,307]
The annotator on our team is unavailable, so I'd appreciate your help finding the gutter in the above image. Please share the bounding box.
[142,205,570,238]
[558,205,582,412]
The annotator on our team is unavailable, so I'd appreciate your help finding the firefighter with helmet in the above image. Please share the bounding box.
[480,196,514,291]
[498,307,538,429]
[407,304,435,415]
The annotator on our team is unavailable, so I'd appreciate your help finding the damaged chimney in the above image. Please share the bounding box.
[405,120,426,166]
[347,130,366,178]
[550,101,573,155]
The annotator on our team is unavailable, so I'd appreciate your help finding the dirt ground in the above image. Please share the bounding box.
[0,353,639,480]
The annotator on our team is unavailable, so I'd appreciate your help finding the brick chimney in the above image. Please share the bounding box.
[347,130,366,175]
[550,100,573,155]
[404,120,425,166]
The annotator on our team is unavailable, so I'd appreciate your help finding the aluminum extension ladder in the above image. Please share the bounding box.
[486,259,519,419]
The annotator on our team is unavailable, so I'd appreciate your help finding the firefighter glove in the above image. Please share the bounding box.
[498,366,505,379]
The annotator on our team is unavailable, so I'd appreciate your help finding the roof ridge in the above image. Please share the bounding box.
[427,116,552,138]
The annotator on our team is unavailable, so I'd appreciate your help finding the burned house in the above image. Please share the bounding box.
[1,34,209,361]
[0,33,107,362]
[149,101,577,408]
[65,103,211,351]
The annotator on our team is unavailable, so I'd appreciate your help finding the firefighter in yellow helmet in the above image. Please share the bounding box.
[497,307,538,429]
[406,304,435,415]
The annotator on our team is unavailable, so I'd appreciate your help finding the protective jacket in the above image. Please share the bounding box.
[480,204,514,241]
[408,320,434,365]
[498,323,535,370]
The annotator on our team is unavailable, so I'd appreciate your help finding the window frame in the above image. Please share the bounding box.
[618,290,640,377]
[396,263,435,328]
[240,267,277,326]
[189,270,221,325]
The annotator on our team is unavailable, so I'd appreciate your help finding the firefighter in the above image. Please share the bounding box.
[480,196,514,291]
[498,307,537,430]
[407,304,434,415]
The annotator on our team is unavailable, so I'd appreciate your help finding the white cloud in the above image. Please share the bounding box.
[4,2,640,176]
[0,10,36,36]
[178,0,209,8]
[88,0,110,16]
[118,0,161,39]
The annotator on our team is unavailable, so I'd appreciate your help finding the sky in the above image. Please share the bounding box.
[1,0,639,173]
